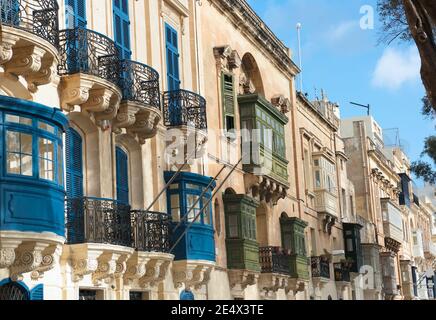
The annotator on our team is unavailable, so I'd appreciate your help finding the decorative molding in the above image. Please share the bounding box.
[228,269,259,290]
[213,46,241,71]
[5,45,45,77]
[271,95,291,114]
[172,260,215,289]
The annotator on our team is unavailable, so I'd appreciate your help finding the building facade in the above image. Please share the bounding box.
[0,0,434,300]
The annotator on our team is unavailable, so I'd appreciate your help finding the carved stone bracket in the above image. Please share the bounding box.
[60,74,122,130]
[125,105,162,143]
[322,214,336,235]
[30,245,62,281]
[4,45,46,78]
[285,279,307,296]
[0,33,19,65]
[246,175,288,206]
[0,239,21,269]
[258,274,289,297]
[10,242,50,281]
[124,252,150,285]
[71,251,102,283]
[213,45,241,71]
[92,252,121,285]
[271,95,291,114]
[172,261,215,290]
[139,259,171,288]
[26,55,59,92]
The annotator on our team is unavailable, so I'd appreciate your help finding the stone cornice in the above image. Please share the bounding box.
[211,0,300,78]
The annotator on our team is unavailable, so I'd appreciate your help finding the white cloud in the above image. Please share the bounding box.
[328,20,358,41]
[372,46,421,90]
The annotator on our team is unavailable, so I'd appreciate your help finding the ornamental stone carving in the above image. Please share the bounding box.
[139,259,171,288]
[247,176,288,206]
[172,261,214,289]
[258,273,289,295]
[228,270,259,290]
[271,95,291,114]
[0,34,19,65]
[213,46,241,71]
[10,243,50,281]
[4,45,46,77]
[26,55,59,93]
[0,248,16,269]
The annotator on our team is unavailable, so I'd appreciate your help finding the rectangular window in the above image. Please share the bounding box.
[6,131,33,176]
[38,122,56,134]
[222,73,235,131]
[39,138,55,181]
[202,196,211,225]
[228,215,238,238]
[314,170,321,189]
[186,194,200,223]
[5,114,32,126]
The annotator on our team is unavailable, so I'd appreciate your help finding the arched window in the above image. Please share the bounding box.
[66,128,83,199]
[116,146,129,205]
[0,282,28,300]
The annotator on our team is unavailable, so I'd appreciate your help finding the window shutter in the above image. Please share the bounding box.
[66,0,87,28]
[116,147,129,205]
[222,73,235,115]
[165,24,180,91]
[66,128,83,199]
[30,284,44,300]
[113,0,131,59]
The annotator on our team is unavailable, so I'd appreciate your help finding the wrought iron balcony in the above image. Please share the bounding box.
[163,89,207,130]
[259,246,291,275]
[118,60,161,109]
[58,27,120,86]
[334,262,351,282]
[0,0,59,46]
[130,210,171,253]
[311,256,330,279]
[66,197,131,247]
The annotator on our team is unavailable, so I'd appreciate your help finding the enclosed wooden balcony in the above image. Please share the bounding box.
[58,27,121,129]
[0,0,60,91]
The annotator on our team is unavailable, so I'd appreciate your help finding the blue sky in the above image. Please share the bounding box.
[246,0,435,184]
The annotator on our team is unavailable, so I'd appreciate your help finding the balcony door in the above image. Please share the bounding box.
[116,146,129,205]
[66,0,87,28]
[65,0,88,73]
[66,128,84,199]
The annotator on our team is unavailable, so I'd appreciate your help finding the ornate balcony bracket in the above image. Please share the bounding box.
[30,245,62,281]
[139,258,172,288]
[0,33,19,65]
[26,55,60,93]
[228,270,259,290]
[258,273,289,294]
[92,252,122,286]
[321,213,336,235]
[285,279,307,296]
[69,246,103,282]
[10,242,50,281]
[113,102,141,133]
[124,251,173,287]
[0,238,21,269]
[213,45,241,71]
[60,74,122,129]
[246,175,288,206]
[172,260,215,290]
[4,45,45,77]
[271,95,291,114]
[123,104,162,143]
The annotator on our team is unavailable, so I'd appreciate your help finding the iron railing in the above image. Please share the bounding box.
[118,60,161,109]
[58,27,120,86]
[66,197,131,247]
[334,262,351,282]
[163,89,207,130]
[311,256,330,279]
[130,210,171,253]
[259,246,291,275]
[0,0,59,46]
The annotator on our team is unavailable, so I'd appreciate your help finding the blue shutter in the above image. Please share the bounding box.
[116,147,129,205]
[113,0,131,59]
[30,284,44,300]
[66,0,87,28]
[1,0,20,26]
[165,24,180,92]
[66,128,83,199]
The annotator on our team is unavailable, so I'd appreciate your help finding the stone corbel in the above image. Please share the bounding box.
[139,259,171,288]
[30,244,61,281]
[10,242,50,281]
[60,77,94,111]
[71,251,102,282]
[258,274,288,294]
[172,263,214,289]
[0,33,19,65]
[323,214,336,235]
[0,239,21,269]
[228,270,259,290]
[92,252,120,285]
[127,109,162,143]
[124,253,150,285]
[26,55,59,93]
[113,102,141,134]
[5,45,46,77]
[285,279,306,296]
[82,88,114,113]
[271,95,291,114]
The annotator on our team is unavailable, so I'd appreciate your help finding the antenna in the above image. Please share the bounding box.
[296,23,303,93]
[350,101,370,116]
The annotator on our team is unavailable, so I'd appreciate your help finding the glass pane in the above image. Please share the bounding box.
[169,183,179,190]
[186,183,201,191]
[21,155,33,176]
[6,153,20,174]
[228,215,238,238]
[170,194,180,222]
[21,134,32,154]
[187,194,200,223]
[5,114,32,126]
[6,131,20,152]
[39,138,54,160]
[58,146,63,185]
[38,122,55,134]
[39,159,54,181]
[203,198,211,225]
